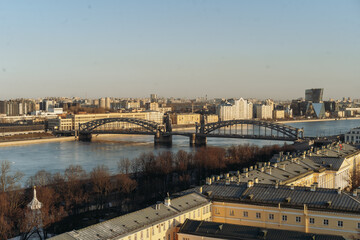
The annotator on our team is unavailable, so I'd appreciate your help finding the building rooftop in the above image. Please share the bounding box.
[214,143,359,186]
[50,193,209,240]
[179,219,345,240]
[181,182,360,214]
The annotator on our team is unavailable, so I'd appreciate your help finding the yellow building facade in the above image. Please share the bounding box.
[170,113,200,125]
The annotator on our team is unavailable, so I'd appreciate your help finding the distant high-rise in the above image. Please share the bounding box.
[99,98,106,109]
[305,88,323,103]
[150,94,157,103]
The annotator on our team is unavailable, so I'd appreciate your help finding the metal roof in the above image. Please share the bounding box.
[179,219,346,240]
[183,183,360,214]
[50,193,209,240]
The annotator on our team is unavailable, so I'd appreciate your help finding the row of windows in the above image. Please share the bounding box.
[123,205,211,240]
[226,209,352,228]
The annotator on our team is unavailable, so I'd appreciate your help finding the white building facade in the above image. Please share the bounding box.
[217,98,253,121]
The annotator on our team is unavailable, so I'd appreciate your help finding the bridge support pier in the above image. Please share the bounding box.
[79,133,92,142]
[154,133,172,146]
[190,134,207,147]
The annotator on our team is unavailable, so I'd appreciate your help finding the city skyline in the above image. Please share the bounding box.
[1,0,359,99]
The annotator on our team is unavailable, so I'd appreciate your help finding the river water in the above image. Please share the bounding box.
[0,119,359,186]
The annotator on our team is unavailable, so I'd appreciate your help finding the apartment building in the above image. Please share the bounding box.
[216,98,253,121]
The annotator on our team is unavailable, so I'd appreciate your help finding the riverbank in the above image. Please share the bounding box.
[0,136,74,147]
[278,117,360,124]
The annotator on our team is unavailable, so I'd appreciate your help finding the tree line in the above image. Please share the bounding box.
[0,143,294,239]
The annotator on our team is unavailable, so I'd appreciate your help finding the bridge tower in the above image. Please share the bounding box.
[191,115,207,146]
[190,133,207,146]
[154,115,172,145]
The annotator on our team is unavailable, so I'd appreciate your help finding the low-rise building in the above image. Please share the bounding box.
[345,127,360,144]
[183,182,360,239]
[170,113,200,125]
[178,219,345,240]
[50,193,211,240]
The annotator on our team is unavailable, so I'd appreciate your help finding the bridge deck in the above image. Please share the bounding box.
[171,132,296,141]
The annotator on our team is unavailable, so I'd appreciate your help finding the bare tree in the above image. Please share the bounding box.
[90,165,112,211]
[0,193,12,239]
[26,170,53,187]
[0,160,24,192]
[118,158,131,175]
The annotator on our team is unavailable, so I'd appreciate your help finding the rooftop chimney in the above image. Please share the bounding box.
[199,187,203,194]
[225,178,230,185]
[206,177,212,185]
[254,177,259,184]
[337,187,341,194]
[353,189,357,197]
[247,180,254,188]
[164,193,171,207]
[290,184,294,190]
[310,184,316,192]
[266,167,272,175]
[275,181,279,189]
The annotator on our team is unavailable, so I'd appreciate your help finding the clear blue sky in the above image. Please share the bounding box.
[0,0,359,100]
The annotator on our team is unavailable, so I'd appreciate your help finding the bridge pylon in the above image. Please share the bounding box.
[154,131,172,145]
[79,132,92,141]
[189,133,207,147]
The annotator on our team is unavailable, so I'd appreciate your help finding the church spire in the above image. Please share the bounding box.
[27,186,42,210]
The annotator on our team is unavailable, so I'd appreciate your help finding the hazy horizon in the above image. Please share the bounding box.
[1,1,359,99]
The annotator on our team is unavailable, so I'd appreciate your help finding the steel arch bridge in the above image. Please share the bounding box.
[79,118,163,134]
[197,119,303,140]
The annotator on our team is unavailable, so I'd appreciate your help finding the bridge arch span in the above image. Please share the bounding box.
[199,120,303,139]
[79,118,163,134]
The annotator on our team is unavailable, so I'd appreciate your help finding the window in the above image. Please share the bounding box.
[256,213,261,219]
[158,224,161,233]
[243,211,248,217]
[309,218,315,224]
[358,223,360,229]
[168,234,170,240]
[163,223,165,230]
[215,208,220,214]
[338,221,343,227]
[173,219,176,227]
[296,216,301,223]
[269,214,274,220]
[198,209,200,217]
[147,229,149,238]
[173,233,176,240]
[282,215,287,221]
[324,219,329,225]
[203,207,205,214]
[230,210,234,216]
